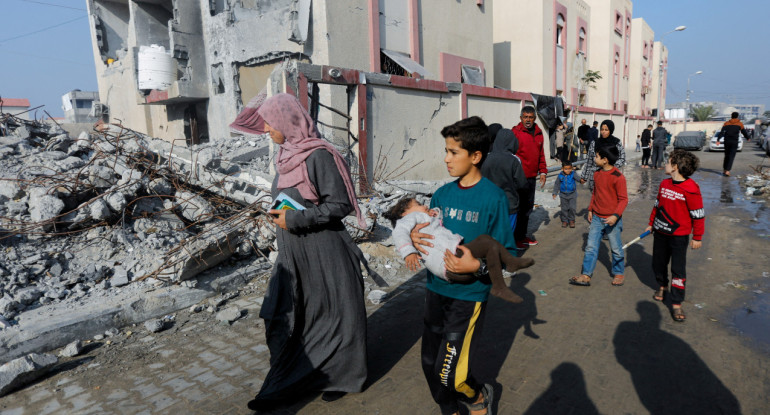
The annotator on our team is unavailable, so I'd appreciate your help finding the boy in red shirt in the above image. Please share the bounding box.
[569,146,628,287]
[646,149,704,322]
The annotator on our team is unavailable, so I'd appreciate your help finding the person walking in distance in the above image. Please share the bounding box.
[580,120,626,192]
[717,112,751,177]
[640,124,653,168]
[511,106,547,250]
[651,121,668,169]
[577,119,590,160]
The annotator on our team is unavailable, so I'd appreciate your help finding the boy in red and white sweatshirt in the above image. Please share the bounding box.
[646,149,705,322]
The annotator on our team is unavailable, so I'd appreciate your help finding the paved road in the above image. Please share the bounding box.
[1,146,769,414]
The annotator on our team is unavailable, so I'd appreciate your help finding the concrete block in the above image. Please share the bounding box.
[144,319,165,333]
[148,178,174,196]
[111,267,129,287]
[88,165,117,188]
[55,157,86,171]
[58,341,83,358]
[0,181,22,202]
[29,194,65,226]
[215,307,243,324]
[104,191,126,212]
[0,353,58,397]
[227,146,268,163]
[89,198,111,221]
[174,191,213,223]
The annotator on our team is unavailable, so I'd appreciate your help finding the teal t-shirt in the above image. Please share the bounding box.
[427,177,516,302]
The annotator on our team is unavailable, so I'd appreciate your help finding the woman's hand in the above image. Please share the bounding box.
[269,209,288,230]
[580,178,586,184]
[444,246,481,274]
[405,253,422,271]
[410,222,434,255]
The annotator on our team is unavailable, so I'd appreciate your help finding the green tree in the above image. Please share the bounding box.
[581,70,602,90]
[690,104,717,121]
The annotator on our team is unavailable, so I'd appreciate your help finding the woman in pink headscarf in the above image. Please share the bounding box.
[247,93,368,410]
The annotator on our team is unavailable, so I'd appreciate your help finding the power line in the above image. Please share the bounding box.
[0,49,93,67]
[0,15,87,44]
[13,0,86,11]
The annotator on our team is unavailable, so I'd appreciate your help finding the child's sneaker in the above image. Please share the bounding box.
[523,237,538,246]
[562,222,568,228]
[515,240,528,250]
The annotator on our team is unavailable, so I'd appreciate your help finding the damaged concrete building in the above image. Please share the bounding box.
[86,0,664,183]
[86,0,490,142]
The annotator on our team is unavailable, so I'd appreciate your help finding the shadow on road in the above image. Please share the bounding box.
[522,362,600,415]
[475,272,543,414]
[614,301,741,415]
[363,271,426,389]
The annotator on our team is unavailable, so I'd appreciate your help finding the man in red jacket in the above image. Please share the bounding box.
[511,106,547,249]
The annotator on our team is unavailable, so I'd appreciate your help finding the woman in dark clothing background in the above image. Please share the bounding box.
[248,93,368,410]
[580,119,626,191]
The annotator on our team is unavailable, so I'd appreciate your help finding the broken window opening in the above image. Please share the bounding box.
[380,50,407,77]
[461,65,485,86]
[380,49,430,78]
[183,102,209,146]
[134,0,174,51]
[209,0,227,16]
[92,0,130,64]
[211,63,226,94]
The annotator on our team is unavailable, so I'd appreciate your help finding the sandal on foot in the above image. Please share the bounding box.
[672,307,686,322]
[611,275,625,286]
[569,275,591,286]
[653,288,666,301]
[464,383,494,415]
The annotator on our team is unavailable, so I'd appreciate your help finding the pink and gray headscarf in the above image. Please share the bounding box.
[257,93,366,227]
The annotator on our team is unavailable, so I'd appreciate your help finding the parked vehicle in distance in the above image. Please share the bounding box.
[707,133,743,152]
[673,131,706,151]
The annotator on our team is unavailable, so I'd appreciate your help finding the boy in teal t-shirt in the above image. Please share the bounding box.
[411,116,517,415]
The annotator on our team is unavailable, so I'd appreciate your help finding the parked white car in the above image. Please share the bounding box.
[707,133,743,152]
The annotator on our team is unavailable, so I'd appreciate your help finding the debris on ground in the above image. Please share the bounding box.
[742,166,770,199]
[0,353,58,397]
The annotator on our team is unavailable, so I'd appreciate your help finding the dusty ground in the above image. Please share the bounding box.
[0,145,769,414]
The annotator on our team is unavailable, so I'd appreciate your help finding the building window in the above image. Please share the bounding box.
[615,12,623,34]
[643,42,648,59]
[556,14,565,46]
[578,28,586,53]
[75,100,92,109]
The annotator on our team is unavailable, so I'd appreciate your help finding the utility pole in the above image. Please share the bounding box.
[656,26,686,122]
[684,70,702,131]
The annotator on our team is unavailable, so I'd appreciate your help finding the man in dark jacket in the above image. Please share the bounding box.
[651,121,668,169]
[577,119,590,160]
[717,112,751,176]
[511,106,547,249]
[587,121,599,149]
[482,128,527,238]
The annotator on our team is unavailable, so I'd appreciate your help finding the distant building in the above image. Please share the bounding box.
[61,90,102,123]
[668,101,765,121]
[0,98,32,120]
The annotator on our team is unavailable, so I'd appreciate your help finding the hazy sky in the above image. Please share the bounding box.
[1,0,768,117]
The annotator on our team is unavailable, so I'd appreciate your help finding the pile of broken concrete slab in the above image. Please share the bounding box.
[0,120,281,329]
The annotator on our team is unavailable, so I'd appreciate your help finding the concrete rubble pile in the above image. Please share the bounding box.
[742,165,770,199]
[0,118,285,328]
[0,111,424,330]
